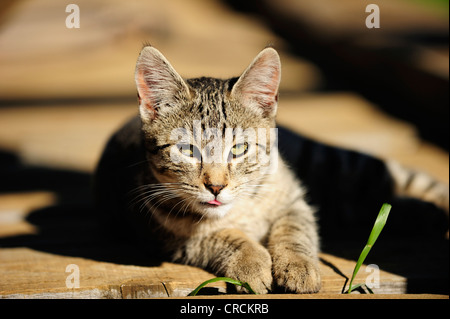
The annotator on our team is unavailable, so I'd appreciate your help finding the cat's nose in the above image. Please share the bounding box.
[205,184,226,196]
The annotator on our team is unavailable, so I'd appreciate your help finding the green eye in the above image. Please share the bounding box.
[178,144,198,158]
[181,148,193,156]
[230,143,248,158]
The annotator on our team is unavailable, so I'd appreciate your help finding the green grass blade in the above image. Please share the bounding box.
[346,283,364,292]
[188,277,257,296]
[366,203,391,246]
[347,246,371,293]
[344,283,375,294]
[347,203,391,294]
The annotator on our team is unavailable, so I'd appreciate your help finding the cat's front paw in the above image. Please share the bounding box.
[272,253,321,293]
[224,244,273,294]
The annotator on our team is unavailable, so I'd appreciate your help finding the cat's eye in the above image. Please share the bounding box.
[178,144,200,159]
[230,142,248,158]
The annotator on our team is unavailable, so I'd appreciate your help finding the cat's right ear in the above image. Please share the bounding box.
[135,46,190,123]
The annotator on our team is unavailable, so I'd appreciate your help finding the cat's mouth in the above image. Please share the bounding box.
[197,198,233,218]
[202,199,223,207]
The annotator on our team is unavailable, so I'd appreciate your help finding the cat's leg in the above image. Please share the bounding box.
[268,201,321,293]
[174,228,273,294]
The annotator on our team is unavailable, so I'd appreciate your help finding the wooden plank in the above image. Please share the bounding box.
[0,248,227,299]
[276,94,449,183]
[0,243,421,298]
[0,0,317,100]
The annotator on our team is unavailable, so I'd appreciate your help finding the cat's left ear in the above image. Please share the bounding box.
[231,48,281,118]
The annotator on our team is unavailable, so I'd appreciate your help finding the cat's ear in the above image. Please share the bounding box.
[231,48,281,118]
[135,46,190,122]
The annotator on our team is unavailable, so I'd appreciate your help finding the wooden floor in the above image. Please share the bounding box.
[0,0,448,299]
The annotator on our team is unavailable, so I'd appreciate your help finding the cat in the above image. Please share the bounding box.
[95,45,449,294]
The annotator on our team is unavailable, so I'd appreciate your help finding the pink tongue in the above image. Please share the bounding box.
[207,199,222,206]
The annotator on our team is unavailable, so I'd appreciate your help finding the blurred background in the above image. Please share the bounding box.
[0,0,448,296]
[0,0,448,173]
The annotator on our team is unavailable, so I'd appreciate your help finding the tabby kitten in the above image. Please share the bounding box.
[95,46,449,294]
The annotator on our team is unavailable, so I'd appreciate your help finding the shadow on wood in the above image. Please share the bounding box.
[0,149,163,267]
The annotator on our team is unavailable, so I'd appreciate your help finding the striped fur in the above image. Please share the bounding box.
[387,161,449,214]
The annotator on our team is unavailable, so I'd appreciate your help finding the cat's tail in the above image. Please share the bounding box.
[387,160,449,213]
[387,160,449,231]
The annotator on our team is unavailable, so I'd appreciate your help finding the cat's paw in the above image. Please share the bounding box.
[224,244,273,294]
[272,253,321,293]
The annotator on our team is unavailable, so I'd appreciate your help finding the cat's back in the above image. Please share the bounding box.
[95,115,144,190]
[101,115,142,157]
[94,115,146,232]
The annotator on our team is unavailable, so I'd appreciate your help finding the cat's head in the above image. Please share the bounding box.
[135,46,281,219]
